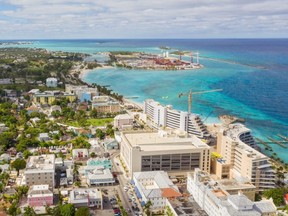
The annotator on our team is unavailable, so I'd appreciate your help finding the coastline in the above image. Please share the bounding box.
[78,65,115,80]
[78,66,144,110]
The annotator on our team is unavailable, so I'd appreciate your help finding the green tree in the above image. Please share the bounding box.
[23,206,36,216]
[90,109,98,118]
[60,204,75,216]
[75,207,89,216]
[23,149,32,159]
[96,128,105,140]
[144,200,152,216]
[12,158,26,176]
[263,188,288,206]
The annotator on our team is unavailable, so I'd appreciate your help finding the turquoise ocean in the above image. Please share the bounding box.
[2,39,288,162]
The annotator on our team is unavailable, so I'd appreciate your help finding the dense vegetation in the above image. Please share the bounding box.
[0,48,87,86]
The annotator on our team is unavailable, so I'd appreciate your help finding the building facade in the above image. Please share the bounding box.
[132,171,181,211]
[143,99,209,138]
[216,124,275,192]
[69,188,103,209]
[92,96,121,113]
[114,114,134,130]
[32,91,76,105]
[27,185,53,207]
[187,169,277,216]
[120,130,210,175]
[24,154,55,188]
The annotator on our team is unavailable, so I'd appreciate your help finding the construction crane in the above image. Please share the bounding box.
[178,89,223,114]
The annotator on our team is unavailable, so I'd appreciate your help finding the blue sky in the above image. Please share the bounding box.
[0,0,287,39]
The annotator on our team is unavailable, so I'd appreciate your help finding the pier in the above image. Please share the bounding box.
[255,138,271,149]
[277,134,288,142]
[267,136,287,148]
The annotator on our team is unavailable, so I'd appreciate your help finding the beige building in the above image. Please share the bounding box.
[92,96,121,113]
[120,129,210,175]
[114,114,134,130]
[216,124,275,192]
[24,154,55,188]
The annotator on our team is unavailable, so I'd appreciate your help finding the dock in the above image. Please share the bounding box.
[255,138,271,149]
[277,134,288,142]
[267,136,287,148]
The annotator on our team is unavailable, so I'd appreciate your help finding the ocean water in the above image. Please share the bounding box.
[2,39,288,162]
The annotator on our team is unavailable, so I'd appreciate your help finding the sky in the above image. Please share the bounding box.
[0,0,287,39]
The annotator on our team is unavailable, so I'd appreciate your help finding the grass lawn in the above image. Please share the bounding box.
[64,118,113,127]
[86,118,113,126]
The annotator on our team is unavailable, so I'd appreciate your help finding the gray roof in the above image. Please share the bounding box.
[254,200,276,213]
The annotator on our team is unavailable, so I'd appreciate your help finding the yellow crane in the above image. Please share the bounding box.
[178,89,223,114]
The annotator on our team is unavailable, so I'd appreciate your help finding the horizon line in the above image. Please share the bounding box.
[1,37,288,41]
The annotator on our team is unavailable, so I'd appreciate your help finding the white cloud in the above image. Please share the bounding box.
[0,0,288,39]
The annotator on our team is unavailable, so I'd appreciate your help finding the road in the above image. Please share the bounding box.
[111,152,134,216]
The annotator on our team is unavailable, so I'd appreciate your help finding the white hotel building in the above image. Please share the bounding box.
[120,129,211,175]
[144,99,209,138]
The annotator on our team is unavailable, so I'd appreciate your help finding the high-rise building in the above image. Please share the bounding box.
[216,124,275,192]
[143,99,209,138]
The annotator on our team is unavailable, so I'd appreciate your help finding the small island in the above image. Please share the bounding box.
[107,50,203,70]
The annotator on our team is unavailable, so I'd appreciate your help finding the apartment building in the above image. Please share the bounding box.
[32,91,76,105]
[187,169,277,216]
[216,124,275,192]
[24,154,55,188]
[65,84,99,102]
[120,129,210,175]
[92,96,121,113]
[143,99,209,138]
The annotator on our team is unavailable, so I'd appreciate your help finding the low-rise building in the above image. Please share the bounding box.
[32,91,76,105]
[65,84,98,102]
[38,133,51,142]
[120,129,210,175]
[27,185,53,207]
[81,165,115,186]
[24,154,55,188]
[132,171,181,211]
[103,139,119,151]
[87,157,112,170]
[92,96,121,114]
[72,149,89,160]
[187,168,277,216]
[46,77,58,87]
[69,188,103,209]
[114,114,134,130]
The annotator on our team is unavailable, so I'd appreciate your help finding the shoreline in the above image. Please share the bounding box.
[78,65,115,80]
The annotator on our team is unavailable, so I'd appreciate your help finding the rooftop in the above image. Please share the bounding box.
[70,188,102,202]
[133,171,181,199]
[28,184,53,198]
[114,114,133,120]
[25,154,55,173]
[122,130,209,152]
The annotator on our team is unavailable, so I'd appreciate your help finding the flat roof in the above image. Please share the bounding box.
[122,131,209,152]
[25,154,55,173]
